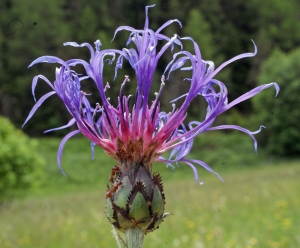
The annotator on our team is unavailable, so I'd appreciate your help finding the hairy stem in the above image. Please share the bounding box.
[112,225,127,248]
[126,227,145,248]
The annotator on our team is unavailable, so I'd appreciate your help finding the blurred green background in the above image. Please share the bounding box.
[0,0,300,247]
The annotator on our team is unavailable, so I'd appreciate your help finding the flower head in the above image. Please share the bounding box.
[24,5,279,182]
[24,5,279,235]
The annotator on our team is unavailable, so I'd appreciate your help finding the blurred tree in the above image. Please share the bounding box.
[249,0,300,107]
[0,116,44,202]
[197,0,258,113]
[252,0,300,52]
[0,0,72,135]
[178,9,228,122]
[253,48,300,156]
[1,0,300,138]
[184,9,215,60]
[195,0,300,114]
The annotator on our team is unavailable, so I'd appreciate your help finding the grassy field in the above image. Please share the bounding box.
[0,136,299,247]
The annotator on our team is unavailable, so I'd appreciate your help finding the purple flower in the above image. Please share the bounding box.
[24,5,279,182]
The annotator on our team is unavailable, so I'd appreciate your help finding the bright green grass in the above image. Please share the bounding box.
[1,136,299,247]
[1,158,299,247]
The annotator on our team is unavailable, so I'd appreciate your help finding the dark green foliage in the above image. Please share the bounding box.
[0,0,72,135]
[194,0,300,112]
[251,0,300,52]
[253,48,300,156]
[0,116,44,202]
[0,0,299,137]
[182,9,230,123]
[184,9,225,66]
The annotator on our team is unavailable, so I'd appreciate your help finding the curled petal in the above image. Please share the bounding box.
[29,56,69,68]
[207,125,266,153]
[44,118,76,133]
[223,83,279,112]
[31,75,54,102]
[23,91,56,128]
[57,130,81,175]
[25,7,279,182]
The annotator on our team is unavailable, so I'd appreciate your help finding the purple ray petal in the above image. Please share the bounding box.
[57,130,81,175]
[25,6,279,182]
[23,91,56,128]
[44,118,76,133]
[29,56,69,68]
[31,75,54,102]
[223,83,279,112]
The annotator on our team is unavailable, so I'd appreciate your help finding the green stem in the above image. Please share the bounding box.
[112,225,127,248]
[126,228,145,248]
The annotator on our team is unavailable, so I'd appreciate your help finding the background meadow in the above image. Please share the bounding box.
[0,136,299,248]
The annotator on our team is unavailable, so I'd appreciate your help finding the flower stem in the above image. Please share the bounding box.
[126,228,145,248]
[112,225,127,248]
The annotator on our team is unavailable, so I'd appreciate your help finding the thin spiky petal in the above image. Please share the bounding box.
[25,5,279,183]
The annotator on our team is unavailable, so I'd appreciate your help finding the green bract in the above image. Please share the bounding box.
[106,161,168,233]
